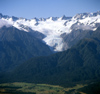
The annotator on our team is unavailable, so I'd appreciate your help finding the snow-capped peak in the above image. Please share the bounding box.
[0,11,100,51]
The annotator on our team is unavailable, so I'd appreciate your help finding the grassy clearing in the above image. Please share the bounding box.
[0,82,87,94]
[65,84,87,91]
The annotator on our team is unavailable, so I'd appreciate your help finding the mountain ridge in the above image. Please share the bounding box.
[0,11,100,51]
[0,26,52,72]
[3,28,100,87]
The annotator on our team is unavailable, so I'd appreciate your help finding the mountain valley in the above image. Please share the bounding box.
[0,11,100,93]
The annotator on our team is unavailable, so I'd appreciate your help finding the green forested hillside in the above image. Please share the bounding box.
[0,26,52,72]
[5,28,100,87]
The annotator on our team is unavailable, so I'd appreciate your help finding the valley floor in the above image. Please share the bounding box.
[0,82,87,94]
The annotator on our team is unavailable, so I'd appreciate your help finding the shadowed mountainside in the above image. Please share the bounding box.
[3,28,100,87]
[0,26,52,72]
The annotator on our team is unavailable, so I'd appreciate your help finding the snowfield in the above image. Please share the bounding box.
[0,11,100,51]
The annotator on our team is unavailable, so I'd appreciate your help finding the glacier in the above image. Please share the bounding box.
[0,11,100,51]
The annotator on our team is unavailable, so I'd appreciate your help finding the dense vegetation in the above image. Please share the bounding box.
[0,26,100,94]
[78,82,100,94]
[2,27,100,87]
[0,26,52,72]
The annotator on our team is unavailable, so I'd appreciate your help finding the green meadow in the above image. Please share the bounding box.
[0,82,86,94]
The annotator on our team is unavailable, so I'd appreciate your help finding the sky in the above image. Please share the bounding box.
[0,0,100,19]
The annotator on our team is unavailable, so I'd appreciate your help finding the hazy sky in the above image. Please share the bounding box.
[0,0,100,19]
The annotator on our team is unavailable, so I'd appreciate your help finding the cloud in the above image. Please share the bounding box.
[71,24,94,31]
[0,19,12,28]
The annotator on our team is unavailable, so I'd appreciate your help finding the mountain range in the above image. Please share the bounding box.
[1,27,99,87]
[0,11,100,51]
[0,11,100,89]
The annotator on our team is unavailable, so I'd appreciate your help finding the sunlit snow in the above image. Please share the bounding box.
[0,12,100,51]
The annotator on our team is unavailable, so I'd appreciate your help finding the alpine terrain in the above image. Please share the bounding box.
[0,11,100,94]
[0,11,100,51]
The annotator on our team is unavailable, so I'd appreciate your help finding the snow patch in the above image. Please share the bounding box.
[0,19,12,28]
